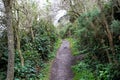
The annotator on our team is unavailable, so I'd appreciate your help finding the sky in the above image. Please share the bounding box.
[36,0,67,26]
[54,10,67,26]
[0,0,67,27]
[36,0,54,8]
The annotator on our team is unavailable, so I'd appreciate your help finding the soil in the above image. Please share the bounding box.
[50,40,85,80]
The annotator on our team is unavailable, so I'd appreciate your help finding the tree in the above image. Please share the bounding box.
[11,0,40,67]
[16,0,39,41]
[13,8,24,67]
[97,0,118,65]
[2,0,15,80]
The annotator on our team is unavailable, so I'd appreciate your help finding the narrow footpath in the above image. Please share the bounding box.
[50,40,74,80]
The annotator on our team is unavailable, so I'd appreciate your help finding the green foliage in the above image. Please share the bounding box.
[0,71,6,80]
[58,23,75,39]
[72,62,95,80]
[48,39,62,58]
[110,20,120,34]
[32,20,57,60]
[68,1,120,80]
[14,20,57,79]
[96,64,111,80]
[74,9,102,57]
[1,0,120,80]
[0,31,7,80]
[14,63,38,80]
[40,39,62,80]
[0,19,58,79]
[67,38,79,55]
[39,62,51,80]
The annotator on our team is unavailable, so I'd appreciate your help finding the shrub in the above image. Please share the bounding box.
[0,19,58,79]
[72,62,95,80]
[69,1,120,79]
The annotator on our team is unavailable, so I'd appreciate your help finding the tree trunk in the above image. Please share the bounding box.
[16,26,24,67]
[102,15,118,65]
[102,42,112,63]
[30,27,34,41]
[15,10,24,67]
[97,0,118,65]
[2,0,15,80]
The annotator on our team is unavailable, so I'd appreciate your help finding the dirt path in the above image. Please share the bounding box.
[50,40,74,80]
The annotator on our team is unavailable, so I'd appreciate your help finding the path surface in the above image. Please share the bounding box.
[50,40,74,80]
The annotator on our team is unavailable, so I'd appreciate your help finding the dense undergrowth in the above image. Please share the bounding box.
[39,39,62,80]
[62,1,120,80]
[0,20,59,80]
[1,0,120,80]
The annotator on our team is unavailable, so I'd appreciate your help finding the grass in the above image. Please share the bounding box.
[67,38,79,56]
[39,39,62,80]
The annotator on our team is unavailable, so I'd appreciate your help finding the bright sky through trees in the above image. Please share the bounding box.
[36,0,67,26]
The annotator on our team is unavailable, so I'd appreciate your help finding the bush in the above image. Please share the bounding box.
[0,19,58,79]
[69,1,120,79]
[72,62,95,80]
[14,20,57,79]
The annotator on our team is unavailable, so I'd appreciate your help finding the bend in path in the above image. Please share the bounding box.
[50,40,74,80]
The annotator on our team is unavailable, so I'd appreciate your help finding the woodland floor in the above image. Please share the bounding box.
[50,40,85,80]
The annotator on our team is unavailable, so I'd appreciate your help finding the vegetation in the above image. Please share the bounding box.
[40,39,62,80]
[63,0,120,80]
[0,0,120,80]
[0,19,57,80]
[67,38,79,55]
[72,62,95,80]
